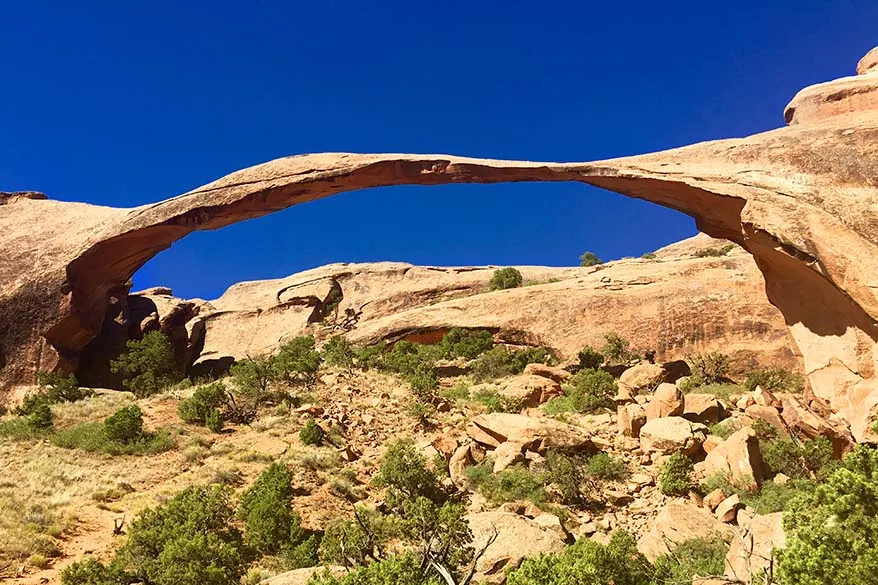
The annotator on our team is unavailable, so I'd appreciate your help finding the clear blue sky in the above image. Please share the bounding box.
[3,2,876,300]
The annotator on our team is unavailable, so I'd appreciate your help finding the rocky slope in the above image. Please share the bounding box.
[1,49,877,439]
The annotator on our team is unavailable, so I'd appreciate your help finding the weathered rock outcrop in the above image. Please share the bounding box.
[1,49,876,432]
[198,240,794,373]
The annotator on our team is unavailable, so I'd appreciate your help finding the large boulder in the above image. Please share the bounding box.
[779,394,854,456]
[637,500,734,561]
[618,403,647,438]
[744,404,786,433]
[262,567,346,585]
[523,363,571,384]
[467,511,566,584]
[466,413,592,453]
[639,417,707,455]
[683,393,724,424]
[645,383,685,419]
[725,512,786,583]
[501,375,562,407]
[619,362,666,395]
[703,427,764,491]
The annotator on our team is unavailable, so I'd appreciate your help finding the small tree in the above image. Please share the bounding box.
[115,485,246,585]
[110,331,181,397]
[230,355,277,404]
[299,419,325,446]
[28,402,54,430]
[37,372,90,403]
[440,328,494,359]
[579,251,603,267]
[274,335,322,387]
[777,446,878,585]
[322,336,357,371]
[489,268,523,291]
[507,531,653,585]
[178,382,230,428]
[654,537,728,584]
[104,405,144,444]
[687,352,731,386]
[238,462,315,562]
[660,453,694,496]
[601,332,632,364]
[577,345,604,370]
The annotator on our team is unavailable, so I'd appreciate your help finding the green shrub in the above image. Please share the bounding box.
[440,327,494,359]
[579,251,603,267]
[660,453,694,496]
[36,372,90,403]
[682,381,740,400]
[466,462,546,505]
[471,388,522,413]
[490,267,524,291]
[375,440,446,506]
[238,462,316,563]
[319,508,397,568]
[407,370,439,399]
[310,553,440,585]
[585,453,629,481]
[686,352,730,386]
[742,480,817,515]
[61,557,127,585]
[546,450,598,508]
[507,530,653,585]
[320,441,472,579]
[777,446,878,585]
[231,355,278,404]
[274,336,322,387]
[577,345,604,370]
[0,415,46,439]
[205,409,224,433]
[28,402,54,430]
[545,368,616,414]
[300,419,325,446]
[641,252,657,260]
[116,484,246,585]
[470,346,554,382]
[16,392,52,416]
[693,244,735,258]
[178,382,229,427]
[405,400,437,429]
[744,368,804,393]
[601,332,632,364]
[762,436,835,481]
[110,331,181,397]
[352,342,386,370]
[439,382,470,402]
[52,421,173,456]
[104,405,143,444]
[654,536,728,583]
[321,336,357,371]
[707,419,741,439]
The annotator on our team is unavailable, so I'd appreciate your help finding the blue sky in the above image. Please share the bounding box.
[2,1,876,299]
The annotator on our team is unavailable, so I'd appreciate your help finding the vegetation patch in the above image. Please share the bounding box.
[490,267,523,290]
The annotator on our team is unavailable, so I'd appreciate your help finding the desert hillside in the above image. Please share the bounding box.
[1,42,877,585]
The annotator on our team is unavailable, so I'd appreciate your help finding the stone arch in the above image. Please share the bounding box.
[1,50,876,436]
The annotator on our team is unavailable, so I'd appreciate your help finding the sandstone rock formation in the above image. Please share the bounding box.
[467,510,567,585]
[1,49,876,438]
[637,500,734,561]
[197,239,793,377]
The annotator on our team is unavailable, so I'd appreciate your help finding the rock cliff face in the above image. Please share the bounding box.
[183,235,794,376]
[0,50,876,434]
